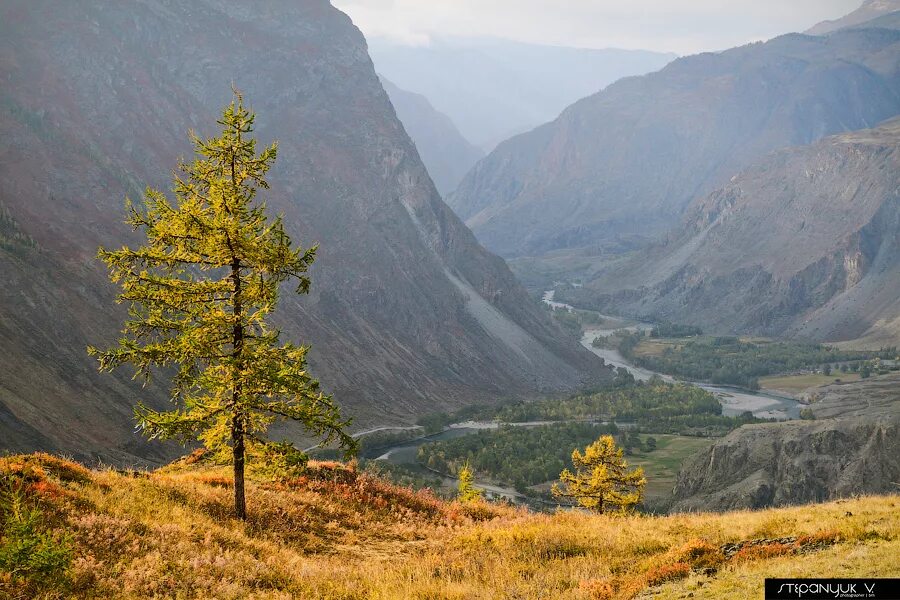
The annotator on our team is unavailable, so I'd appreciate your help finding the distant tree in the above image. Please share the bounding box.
[614,367,635,387]
[89,93,355,519]
[645,437,657,452]
[457,461,483,503]
[552,435,645,514]
[822,364,832,376]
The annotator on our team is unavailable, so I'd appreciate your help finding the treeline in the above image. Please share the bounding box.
[485,380,721,423]
[619,333,896,389]
[418,422,620,493]
[651,323,702,338]
[414,379,765,436]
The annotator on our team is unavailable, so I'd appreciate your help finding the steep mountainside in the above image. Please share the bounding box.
[575,119,900,344]
[807,0,900,34]
[672,374,899,511]
[380,77,483,196]
[448,28,900,258]
[0,0,603,463]
[368,37,675,149]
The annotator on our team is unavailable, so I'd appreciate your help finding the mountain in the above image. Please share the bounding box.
[0,0,603,463]
[672,373,900,511]
[807,0,900,35]
[448,28,900,259]
[368,37,676,149]
[568,119,900,345]
[379,77,483,196]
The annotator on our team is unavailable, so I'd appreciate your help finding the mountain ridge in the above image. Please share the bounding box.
[0,0,603,463]
[448,27,900,259]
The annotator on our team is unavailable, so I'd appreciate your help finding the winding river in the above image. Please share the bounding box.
[365,291,802,504]
[543,290,802,420]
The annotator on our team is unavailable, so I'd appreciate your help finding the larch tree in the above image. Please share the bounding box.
[457,461,483,503]
[551,435,645,514]
[88,93,355,519]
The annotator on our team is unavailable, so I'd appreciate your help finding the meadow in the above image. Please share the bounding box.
[2,453,897,599]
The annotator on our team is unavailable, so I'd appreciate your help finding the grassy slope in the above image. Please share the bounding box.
[759,372,861,394]
[2,454,898,600]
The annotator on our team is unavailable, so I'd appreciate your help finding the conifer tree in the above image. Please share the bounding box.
[552,435,645,514]
[89,92,355,519]
[457,461,483,503]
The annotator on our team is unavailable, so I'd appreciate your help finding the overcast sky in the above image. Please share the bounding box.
[332,0,864,55]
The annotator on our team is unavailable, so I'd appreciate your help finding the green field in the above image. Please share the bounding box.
[624,435,715,502]
[759,372,861,393]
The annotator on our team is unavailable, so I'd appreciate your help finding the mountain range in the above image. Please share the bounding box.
[562,118,900,345]
[448,26,900,261]
[0,0,602,463]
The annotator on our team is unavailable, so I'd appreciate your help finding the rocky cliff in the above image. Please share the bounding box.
[380,77,483,196]
[573,119,900,345]
[448,27,900,258]
[672,374,899,511]
[0,0,603,463]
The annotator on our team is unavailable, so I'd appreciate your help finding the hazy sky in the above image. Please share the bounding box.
[332,0,863,55]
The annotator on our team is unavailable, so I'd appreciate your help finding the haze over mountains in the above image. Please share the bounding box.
[379,77,484,196]
[0,0,602,462]
[449,25,900,263]
[369,37,676,150]
[807,0,900,34]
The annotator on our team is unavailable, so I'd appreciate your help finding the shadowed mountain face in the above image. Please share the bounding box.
[0,0,603,463]
[380,77,483,196]
[567,119,900,345]
[448,28,900,259]
[369,38,676,150]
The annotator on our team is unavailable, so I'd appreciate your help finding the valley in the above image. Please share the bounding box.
[1,1,899,595]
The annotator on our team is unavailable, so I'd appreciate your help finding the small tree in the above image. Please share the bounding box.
[457,461,483,503]
[552,435,645,514]
[89,93,355,519]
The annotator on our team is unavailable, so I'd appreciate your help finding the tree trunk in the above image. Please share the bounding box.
[232,415,246,520]
[231,256,246,519]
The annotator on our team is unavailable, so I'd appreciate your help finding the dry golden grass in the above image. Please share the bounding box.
[2,453,898,599]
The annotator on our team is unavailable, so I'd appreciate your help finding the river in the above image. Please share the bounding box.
[544,290,802,420]
[367,291,801,504]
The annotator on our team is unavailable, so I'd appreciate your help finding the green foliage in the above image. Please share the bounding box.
[552,435,646,514]
[481,381,722,423]
[860,362,872,379]
[0,478,72,591]
[549,308,608,339]
[622,335,894,389]
[651,323,702,338]
[420,423,620,492]
[88,93,355,515]
[457,461,484,503]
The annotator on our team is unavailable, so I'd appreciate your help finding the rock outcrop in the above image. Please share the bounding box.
[0,0,603,463]
[672,374,899,511]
